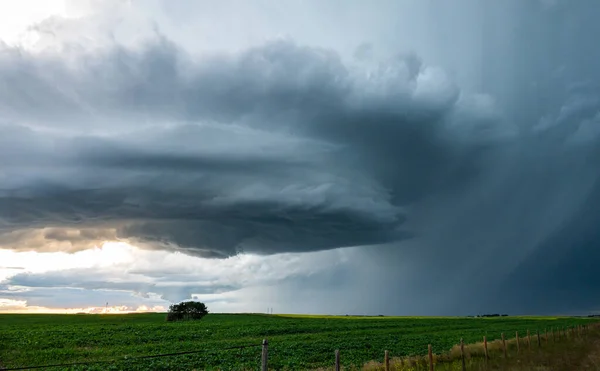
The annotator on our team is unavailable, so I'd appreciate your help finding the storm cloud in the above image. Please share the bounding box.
[0,21,507,257]
[1,0,600,314]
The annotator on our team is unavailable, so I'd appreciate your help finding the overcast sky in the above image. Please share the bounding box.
[1,0,599,315]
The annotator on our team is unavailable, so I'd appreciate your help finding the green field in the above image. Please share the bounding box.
[0,313,595,370]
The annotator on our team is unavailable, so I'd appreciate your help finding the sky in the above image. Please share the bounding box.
[0,0,599,315]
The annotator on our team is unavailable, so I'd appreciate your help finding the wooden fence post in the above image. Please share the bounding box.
[428,344,434,371]
[385,350,390,371]
[460,338,466,371]
[335,349,340,371]
[261,339,268,371]
[527,330,531,351]
[502,333,507,358]
[484,336,489,363]
[537,330,541,347]
[552,327,555,342]
[545,329,548,344]
[516,331,520,354]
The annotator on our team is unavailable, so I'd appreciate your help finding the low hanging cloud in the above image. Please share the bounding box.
[0,21,510,258]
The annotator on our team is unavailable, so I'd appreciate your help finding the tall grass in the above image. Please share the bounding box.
[357,324,600,371]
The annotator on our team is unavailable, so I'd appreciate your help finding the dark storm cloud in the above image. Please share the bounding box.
[0,30,505,257]
[2,0,600,315]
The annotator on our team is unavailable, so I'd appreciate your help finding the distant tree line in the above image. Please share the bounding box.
[166,301,209,322]
[467,314,509,318]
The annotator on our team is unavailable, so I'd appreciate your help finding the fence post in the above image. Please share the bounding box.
[516,331,520,354]
[261,339,268,371]
[460,338,466,371]
[552,327,555,342]
[537,330,541,348]
[501,333,507,358]
[527,330,531,351]
[428,344,434,371]
[335,349,340,371]
[385,350,390,371]
[483,336,489,363]
[545,329,548,344]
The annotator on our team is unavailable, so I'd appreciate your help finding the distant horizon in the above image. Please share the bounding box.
[2,309,599,318]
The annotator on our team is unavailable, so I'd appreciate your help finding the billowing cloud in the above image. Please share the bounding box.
[0,15,510,258]
[1,0,600,315]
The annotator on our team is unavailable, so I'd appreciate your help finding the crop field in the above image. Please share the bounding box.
[0,313,595,370]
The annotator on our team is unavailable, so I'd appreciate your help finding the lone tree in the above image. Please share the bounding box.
[166,301,209,322]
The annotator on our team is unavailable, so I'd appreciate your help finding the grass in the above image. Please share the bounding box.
[0,313,596,370]
[361,323,600,370]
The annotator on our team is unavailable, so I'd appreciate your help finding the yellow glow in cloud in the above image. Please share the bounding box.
[0,298,165,313]
[0,0,67,44]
